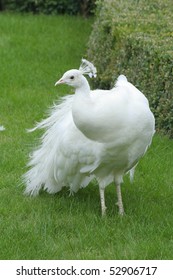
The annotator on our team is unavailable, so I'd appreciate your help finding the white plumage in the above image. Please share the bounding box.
[24,59,155,216]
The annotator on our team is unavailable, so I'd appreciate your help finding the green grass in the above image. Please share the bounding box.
[1,13,173,260]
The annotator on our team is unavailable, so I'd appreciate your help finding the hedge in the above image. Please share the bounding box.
[87,0,173,137]
[1,0,96,16]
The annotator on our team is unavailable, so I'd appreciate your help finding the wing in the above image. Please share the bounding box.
[23,95,101,196]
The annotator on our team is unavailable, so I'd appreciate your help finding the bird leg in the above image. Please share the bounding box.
[99,188,107,216]
[116,184,124,215]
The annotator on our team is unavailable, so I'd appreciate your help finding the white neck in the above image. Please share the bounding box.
[72,76,114,143]
[72,76,95,137]
[74,76,90,97]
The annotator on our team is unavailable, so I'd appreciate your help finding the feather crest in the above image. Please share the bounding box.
[79,58,97,78]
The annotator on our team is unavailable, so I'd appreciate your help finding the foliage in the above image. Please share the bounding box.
[88,0,173,137]
[2,0,96,16]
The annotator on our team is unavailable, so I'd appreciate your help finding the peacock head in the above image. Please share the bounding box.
[55,69,85,88]
[55,59,97,89]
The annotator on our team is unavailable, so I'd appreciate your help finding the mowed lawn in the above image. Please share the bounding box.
[0,13,173,260]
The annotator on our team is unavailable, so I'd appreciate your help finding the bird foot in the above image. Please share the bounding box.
[101,206,107,217]
[119,209,125,216]
[116,202,125,216]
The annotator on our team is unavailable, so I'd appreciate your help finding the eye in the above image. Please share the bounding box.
[70,76,74,80]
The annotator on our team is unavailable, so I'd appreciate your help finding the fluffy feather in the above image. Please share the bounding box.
[24,95,100,196]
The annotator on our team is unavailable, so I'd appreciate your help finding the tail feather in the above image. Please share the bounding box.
[114,75,128,87]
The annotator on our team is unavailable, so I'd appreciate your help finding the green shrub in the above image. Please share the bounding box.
[87,0,173,137]
[3,0,96,16]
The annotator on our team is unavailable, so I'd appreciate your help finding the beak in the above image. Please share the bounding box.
[55,78,64,86]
